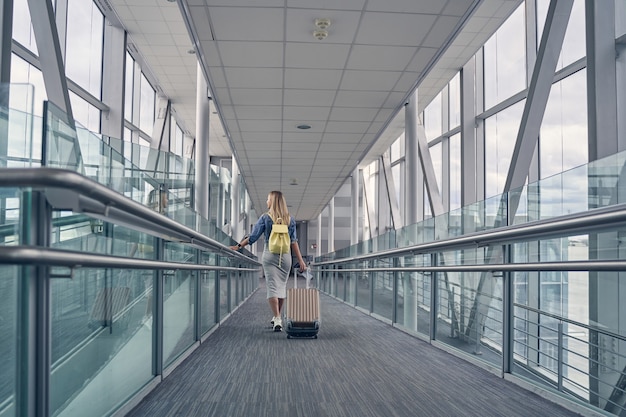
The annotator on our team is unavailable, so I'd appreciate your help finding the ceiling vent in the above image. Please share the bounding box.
[315,18,331,30]
[313,30,328,41]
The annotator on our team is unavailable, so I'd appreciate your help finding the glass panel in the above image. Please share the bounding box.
[355,262,371,312]
[163,242,196,368]
[449,133,461,211]
[2,83,39,166]
[199,254,217,335]
[49,267,154,417]
[424,92,442,139]
[0,266,18,417]
[65,0,104,98]
[139,74,155,137]
[49,217,155,417]
[344,264,356,305]
[43,101,83,173]
[484,3,526,109]
[537,0,586,71]
[12,0,37,53]
[219,256,229,320]
[540,70,587,180]
[436,269,503,369]
[124,53,134,122]
[484,100,524,198]
[372,259,393,320]
[396,254,430,337]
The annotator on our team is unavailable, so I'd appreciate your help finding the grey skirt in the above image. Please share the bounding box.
[262,249,292,299]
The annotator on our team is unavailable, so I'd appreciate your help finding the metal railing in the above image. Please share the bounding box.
[0,167,261,417]
[312,201,626,416]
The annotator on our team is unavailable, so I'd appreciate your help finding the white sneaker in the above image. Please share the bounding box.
[273,317,282,332]
[270,316,276,326]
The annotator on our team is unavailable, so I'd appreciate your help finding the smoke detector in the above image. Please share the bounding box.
[313,30,328,41]
[315,18,331,30]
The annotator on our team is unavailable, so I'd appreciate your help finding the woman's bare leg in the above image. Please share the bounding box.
[268,297,280,317]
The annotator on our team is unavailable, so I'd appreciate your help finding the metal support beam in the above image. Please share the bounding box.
[465,0,573,342]
[153,97,171,152]
[586,0,619,159]
[503,0,574,219]
[0,0,12,84]
[416,119,444,217]
[380,151,403,230]
[26,0,74,127]
[361,169,377,240]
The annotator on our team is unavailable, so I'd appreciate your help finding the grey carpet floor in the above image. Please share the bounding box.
[126,280,583,417]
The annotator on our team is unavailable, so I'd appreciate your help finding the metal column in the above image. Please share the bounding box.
[195,61,211,220]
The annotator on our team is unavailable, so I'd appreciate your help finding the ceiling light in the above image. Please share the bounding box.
[297,124,311,130]
[290,178,298,186]
[313,30,328,41]
[315,18,331,30]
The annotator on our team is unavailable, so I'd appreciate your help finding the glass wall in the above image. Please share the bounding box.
[65,0,104,98]
[483,4,526,109]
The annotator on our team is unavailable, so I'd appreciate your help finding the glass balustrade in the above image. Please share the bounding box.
[316,145,626,417]
[0,84,260,417]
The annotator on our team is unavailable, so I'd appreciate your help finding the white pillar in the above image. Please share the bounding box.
[316,213,322,258]
[230,156,240,240]
[194,62,210,220]
[328,198,335,253]
[404,91,419,331]
[351,167,360,246]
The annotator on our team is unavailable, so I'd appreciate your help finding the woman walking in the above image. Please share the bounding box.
[232,191,306,331]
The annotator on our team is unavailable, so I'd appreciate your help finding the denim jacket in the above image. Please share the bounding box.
[248,213,297,247]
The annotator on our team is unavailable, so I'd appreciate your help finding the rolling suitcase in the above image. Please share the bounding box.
[284,288,320,339]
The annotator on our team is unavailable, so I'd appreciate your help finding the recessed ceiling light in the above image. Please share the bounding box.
[297,124,311,130]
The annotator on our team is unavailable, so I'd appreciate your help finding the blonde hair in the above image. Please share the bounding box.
[267,190,289,224]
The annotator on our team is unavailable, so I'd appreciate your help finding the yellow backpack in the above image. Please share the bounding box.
[267,213,290,263]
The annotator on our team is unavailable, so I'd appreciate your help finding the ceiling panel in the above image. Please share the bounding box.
[109,0,522,221]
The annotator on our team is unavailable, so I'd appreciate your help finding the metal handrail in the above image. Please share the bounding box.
[0,246,259,272]
[314,201,626,266]
[313,260,626,272]
[0,167,261,266]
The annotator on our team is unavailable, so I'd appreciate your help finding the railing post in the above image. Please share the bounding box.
[503,244,513,375]
[214,256,221,324]
[369,259,374,313]
[430,253,438,341]
[227,262,232,313]
[194,248,201,341]
[17,190,52,417]
[153,237,164,377]
[473,311,482,355]
[557,321,563,391]
[451,287,456,338]
[392,257,399,324]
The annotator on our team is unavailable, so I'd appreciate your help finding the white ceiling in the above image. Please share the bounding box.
[107,0,522,221]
